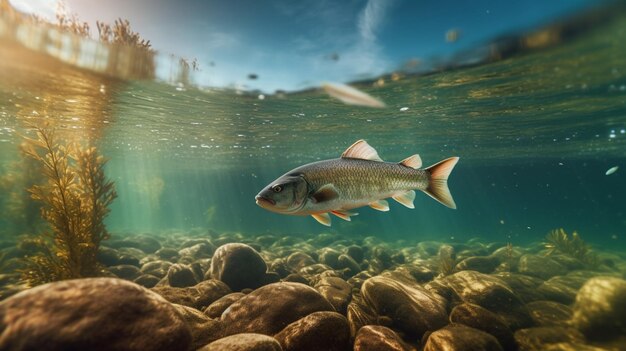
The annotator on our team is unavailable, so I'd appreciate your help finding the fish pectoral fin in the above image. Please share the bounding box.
[369,200,390,212]
[311,213,332,226]
[340,140,383,162]
[392,190,416,209]
[331,210,358,221]
[310,184,339,204]
[399,154,422,169]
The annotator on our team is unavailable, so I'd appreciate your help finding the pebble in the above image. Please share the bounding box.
[0,278,191,351]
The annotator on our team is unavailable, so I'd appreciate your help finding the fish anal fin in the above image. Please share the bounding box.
[311,184,339,204]
[423,157,459,209]
[392,190,416,209]
[341,140,383,162]
[311,213,332,226]
[400,154,422,169]
[331,210,358,221]
[369,200,390,212]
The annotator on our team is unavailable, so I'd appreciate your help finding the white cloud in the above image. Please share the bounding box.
[358,0,394,43]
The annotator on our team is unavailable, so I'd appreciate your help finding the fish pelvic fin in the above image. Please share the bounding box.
[369,199,390,211]
[331,210,358,221]
[312,213,332,226]
[392,191,415,209]
[423,157,459,209]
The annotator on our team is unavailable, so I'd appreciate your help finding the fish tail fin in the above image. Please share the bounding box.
[423,157,459,209]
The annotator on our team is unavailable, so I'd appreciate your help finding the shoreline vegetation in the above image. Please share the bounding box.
[0,0,198,84]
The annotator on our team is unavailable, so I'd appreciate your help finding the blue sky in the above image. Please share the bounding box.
[13,0,596,92]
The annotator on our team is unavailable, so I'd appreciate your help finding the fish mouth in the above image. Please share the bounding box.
[255,195,275,207]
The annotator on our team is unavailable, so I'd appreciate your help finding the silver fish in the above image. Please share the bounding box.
[255,140,459,226]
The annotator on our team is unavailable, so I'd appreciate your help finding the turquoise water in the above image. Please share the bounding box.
[0,4,625,248]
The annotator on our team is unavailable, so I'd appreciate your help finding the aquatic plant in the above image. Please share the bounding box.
[544,228,599,267]
[19,126,117,286]
[96,18,152,50]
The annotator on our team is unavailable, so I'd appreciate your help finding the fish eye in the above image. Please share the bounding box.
[271,184,283,193]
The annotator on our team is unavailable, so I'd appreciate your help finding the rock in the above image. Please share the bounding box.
[123,235,162,254]
[571,276,626,340]
[346,245,364,263]
[109,264,141,280]
[283,273,309,285]
[274,311,350,351]
[318,248,341,268]
[362,276,448,339]
[152,279,231,310]
[337,254,361,277]
[141,260,173,278]
[0,278,191,351]
[543,342,611,351]
[198,333,282,351]
[179,243,215,261]
[493,272,545,303]
[455,256,500,273]
[155,247,180,261]
[428,270,532,329]
[220,282,334,336]
[166,263,198,287]
[347,293,378,338]
[518,254,567,280]
[537,275,588,305]
[134,274,160,288]
[173,304,224,349]
[449,303,515,350]
[204,292,246,319]
[514,327,585,351]
[97,246,122,266]
[526,301,572,326]
[209,243,268,291]
[314,276,352,314]
[354,325,411,351]
[286,252,317,271]
[423,324,503,351]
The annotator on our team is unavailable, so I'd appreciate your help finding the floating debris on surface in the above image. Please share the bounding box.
[322,82,386,108]
[605,166,619,175]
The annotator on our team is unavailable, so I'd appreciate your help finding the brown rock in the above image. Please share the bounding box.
[354,325,412,351]
[274,311,349,351]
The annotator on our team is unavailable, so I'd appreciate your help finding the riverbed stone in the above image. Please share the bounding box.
[362,275,448,339]
[273,311,350,351]
[455,256,500,274]
[423,324,503,351]
[220,282,334,336]
[354,325,411,351]
[526,300,572,326]
[198,333,282,351]
[571,276,626,340]
[0,278,191,351]
[314,276,352,314]
[449,303,515,350]
[209,243,268,291]
[204,292,246,318]
[514,327,585,351]
[152,279,231,310]
[519,254,568,280]
[166,263,198,287]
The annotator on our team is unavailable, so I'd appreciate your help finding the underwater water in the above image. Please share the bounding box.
[1,1,626,351]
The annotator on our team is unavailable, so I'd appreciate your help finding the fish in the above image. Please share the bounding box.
[255,140,459,226]
[605,166,619,175]
[322,82,386,108]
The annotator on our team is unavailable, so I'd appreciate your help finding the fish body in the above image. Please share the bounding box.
[255,140,459,226]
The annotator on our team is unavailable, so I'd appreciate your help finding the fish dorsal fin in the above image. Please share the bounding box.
[310,184,339,204]
[341,140,383,161]
[369,200,390,212]
[331,210,358,221]
[392,190,416,209]
[311,213,331,226]
[400,154,422,169]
